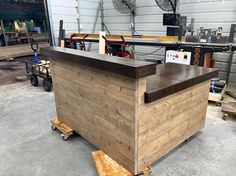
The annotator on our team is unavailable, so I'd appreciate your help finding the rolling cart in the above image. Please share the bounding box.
[25,43,53,92]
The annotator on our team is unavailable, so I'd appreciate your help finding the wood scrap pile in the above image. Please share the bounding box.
[0,42,49,61]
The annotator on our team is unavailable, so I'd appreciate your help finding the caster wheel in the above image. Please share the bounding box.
[51,125,56,130]
[185,138,190,142]
[61,134,69,141]
[222,114,228,120]
[30,75,38,86]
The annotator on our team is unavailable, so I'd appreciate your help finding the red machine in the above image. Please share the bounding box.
[102,35,132,59]
[65,34,133,59]
[69,34,88,50]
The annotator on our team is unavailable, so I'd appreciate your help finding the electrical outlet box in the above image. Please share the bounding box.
[165,50,191,65]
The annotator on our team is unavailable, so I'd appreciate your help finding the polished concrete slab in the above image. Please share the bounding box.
[0,82,236,176]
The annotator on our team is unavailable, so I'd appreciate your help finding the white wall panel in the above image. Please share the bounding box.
[48,0,101,45]
[102,0,236,82]
[49,0,75,7]
[103,0,132,34]
[102,0,167,60]
[180,0,236,83]
[48,0,78,45]
[47,0,236,82]
[80,0,101,35]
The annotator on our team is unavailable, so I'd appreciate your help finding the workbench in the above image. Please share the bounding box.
[42,47,218,175]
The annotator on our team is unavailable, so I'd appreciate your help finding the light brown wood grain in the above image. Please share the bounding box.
[50,58,137,173]
[136,81,210,171]
[50,56,211,175]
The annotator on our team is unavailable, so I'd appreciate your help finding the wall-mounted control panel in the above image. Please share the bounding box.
[165,50,192,65]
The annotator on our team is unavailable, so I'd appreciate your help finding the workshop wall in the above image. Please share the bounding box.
[79,0,101,51]
[47,0,101,47]
[47,0,78,45]
[103,0,236,83]
[103,0,167,60]
[79,0,101,33]
[179,0,236,83]
[47,0,236,83]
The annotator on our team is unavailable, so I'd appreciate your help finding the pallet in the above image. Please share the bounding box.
[92,150,151,176]
[51,118,73,140]
[222,102,236,120]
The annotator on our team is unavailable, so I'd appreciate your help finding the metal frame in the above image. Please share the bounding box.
[65,32,236,83]
[88,0,111,51]
[58,20,64,47]
[100,0,105,31]
[65,34,235,67]
[75,0,81,33]
[226,49,234,83]
[25,61,51,80]
[0,20,7,46]
[43,0,53,46]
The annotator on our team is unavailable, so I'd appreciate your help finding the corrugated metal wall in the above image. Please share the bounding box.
[47,0,100,46]
[79,0,101,33]
[79,0,101,51]
[47,0,236,83]
[103,0,167,60]
[103,0,236,83]
[47,0,78,45]
[179,0,236,83]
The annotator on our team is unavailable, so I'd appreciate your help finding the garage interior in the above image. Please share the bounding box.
[0,0,236,176]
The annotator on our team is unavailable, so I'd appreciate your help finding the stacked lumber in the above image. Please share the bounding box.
[0,42,49,60]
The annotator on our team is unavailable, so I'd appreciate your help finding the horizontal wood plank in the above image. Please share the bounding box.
[137,80,210,171]
[50,58,137,173]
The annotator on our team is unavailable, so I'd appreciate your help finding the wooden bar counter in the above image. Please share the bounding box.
[42,47,218,175]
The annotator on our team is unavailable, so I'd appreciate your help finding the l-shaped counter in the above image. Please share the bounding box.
[42,47,218,175]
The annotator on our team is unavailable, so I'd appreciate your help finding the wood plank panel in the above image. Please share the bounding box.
[136,80,210,171]
[48,47,215,175]
[50,58,137,173]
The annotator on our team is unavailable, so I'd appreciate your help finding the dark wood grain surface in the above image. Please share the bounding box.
[41,47,218,103]
[145,63,218,103]
[41,47,156,78]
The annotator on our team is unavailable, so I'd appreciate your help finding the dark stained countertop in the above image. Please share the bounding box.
[145,63,218,103]
[41,47,218,104]
[41,47,156,79]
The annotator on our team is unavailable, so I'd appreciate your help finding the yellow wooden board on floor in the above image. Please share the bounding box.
[222,102,236,116]
[92,150,151,176]
[51,118,73,140]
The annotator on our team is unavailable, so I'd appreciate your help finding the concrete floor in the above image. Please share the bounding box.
[0,81,236,176]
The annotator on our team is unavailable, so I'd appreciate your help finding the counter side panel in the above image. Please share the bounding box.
[137,80,210,171]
